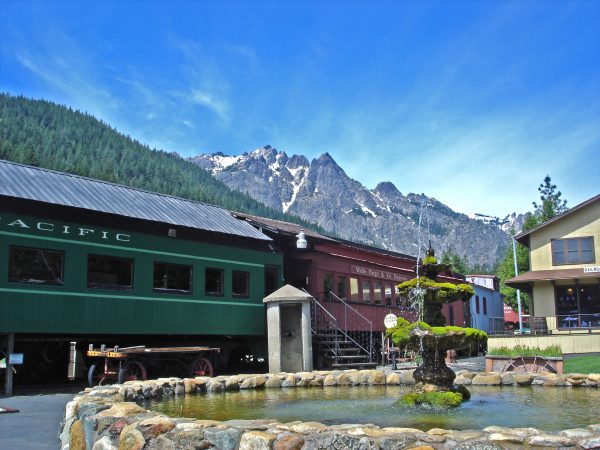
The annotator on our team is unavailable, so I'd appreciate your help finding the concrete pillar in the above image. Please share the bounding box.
[264,285,314,373]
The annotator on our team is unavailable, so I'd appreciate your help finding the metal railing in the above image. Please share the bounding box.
[309,295,373,364]
[327,291,373,361]
[491,313,600,336]
[310,297,341,360]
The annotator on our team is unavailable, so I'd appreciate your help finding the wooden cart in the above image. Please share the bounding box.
[86,345,220,386]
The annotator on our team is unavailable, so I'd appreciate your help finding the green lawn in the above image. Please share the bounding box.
[564,355,600,374]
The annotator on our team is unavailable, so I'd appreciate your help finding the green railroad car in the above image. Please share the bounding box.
[0,160,283,385]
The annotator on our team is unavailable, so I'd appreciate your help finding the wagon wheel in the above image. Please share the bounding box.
[118,360,148,384]
[502,356,528,373]
[189,356,214,377]
[501,356,557,374]
[87,363,116,387]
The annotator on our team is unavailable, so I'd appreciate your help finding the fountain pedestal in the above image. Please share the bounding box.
[387,246,485,406]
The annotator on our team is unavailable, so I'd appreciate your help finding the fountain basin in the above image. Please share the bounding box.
[61,369,600,449]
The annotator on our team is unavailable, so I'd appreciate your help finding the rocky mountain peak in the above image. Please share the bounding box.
[374,181,402,198]
[188,148,510,267]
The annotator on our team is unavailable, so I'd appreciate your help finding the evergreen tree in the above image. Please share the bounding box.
[440,247,469,276]
[0,93,326,235]
[532,175,568,222]
[496,173,570,314]
[495,215,538,312]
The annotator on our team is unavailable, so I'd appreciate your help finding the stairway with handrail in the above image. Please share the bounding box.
[310,292,376,370]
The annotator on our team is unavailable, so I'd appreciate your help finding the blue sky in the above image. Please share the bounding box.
[2,0,599,217]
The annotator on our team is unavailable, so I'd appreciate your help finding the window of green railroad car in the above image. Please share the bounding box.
[205,268,224,296]
[8,245,64,286]
[87,254,133,290]
[232,270,250,298]
[153,262,192,294]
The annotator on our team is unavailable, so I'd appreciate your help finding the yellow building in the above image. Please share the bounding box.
[502,194,600,353]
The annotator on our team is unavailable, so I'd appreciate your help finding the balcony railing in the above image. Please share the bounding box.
[490,313,600,336]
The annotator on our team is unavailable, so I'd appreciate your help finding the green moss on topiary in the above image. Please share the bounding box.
[400,391,464,407]
[396,278,475,304]
[422,255,438,265]
[386,318,487,348]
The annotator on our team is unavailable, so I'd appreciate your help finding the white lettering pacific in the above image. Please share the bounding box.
[1,217,133,244]
[7,219,30,228]
[37,222,54,231]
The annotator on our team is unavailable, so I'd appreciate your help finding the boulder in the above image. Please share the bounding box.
[386,373,401,385]
[514,374,533,386]
[136,416,176,439]
[454,374,472,386]
[265,377,283,388]
[471,373,501,386]
[273,433,304,450]
[579,437,600,449]
[567,373,588,386]
[363,370,386,385]
[288,422,329,433]
[119,423,146,450]
[336,373,353,386]
[378,434,417,449]
[69,419,86,450]
[239,431,277,450]
[302,432,377,449]
[559,428,594,438]
[488,432,525,444]
[92,435,118,450]
[203,427,244,450]
[96,403,147,418]
[281,375,296,388]
[350,371,368,385]
[323,374,337,386]
[399,370,416,385]
[456,370,475,380]
[527,434,574,447]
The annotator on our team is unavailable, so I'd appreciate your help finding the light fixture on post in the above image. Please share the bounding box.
[296,229,307,249]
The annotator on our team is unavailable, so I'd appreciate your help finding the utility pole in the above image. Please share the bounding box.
[512,237,523,333]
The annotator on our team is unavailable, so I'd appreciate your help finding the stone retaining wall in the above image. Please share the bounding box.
[61,369,600,449]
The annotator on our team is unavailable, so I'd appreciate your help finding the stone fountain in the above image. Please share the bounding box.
[387,245,486,406]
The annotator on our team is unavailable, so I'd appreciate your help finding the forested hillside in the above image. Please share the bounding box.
[0,93,322,232]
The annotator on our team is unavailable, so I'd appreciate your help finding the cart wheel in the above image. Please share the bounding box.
[88,364,114,387]
[118,360,147,384]
[87,364,101,387]
[189,356,214,377]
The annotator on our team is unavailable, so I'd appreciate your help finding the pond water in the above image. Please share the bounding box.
[146,385,600,432]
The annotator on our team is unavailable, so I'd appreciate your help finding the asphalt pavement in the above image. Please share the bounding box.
[0,391,76,449]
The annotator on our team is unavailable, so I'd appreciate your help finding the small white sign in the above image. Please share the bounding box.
[584,266,600,273]
[9,353,24,365]
[384,313,398,328]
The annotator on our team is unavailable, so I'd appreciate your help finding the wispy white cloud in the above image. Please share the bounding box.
[14,45,120,121]
[190,89,230,122]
